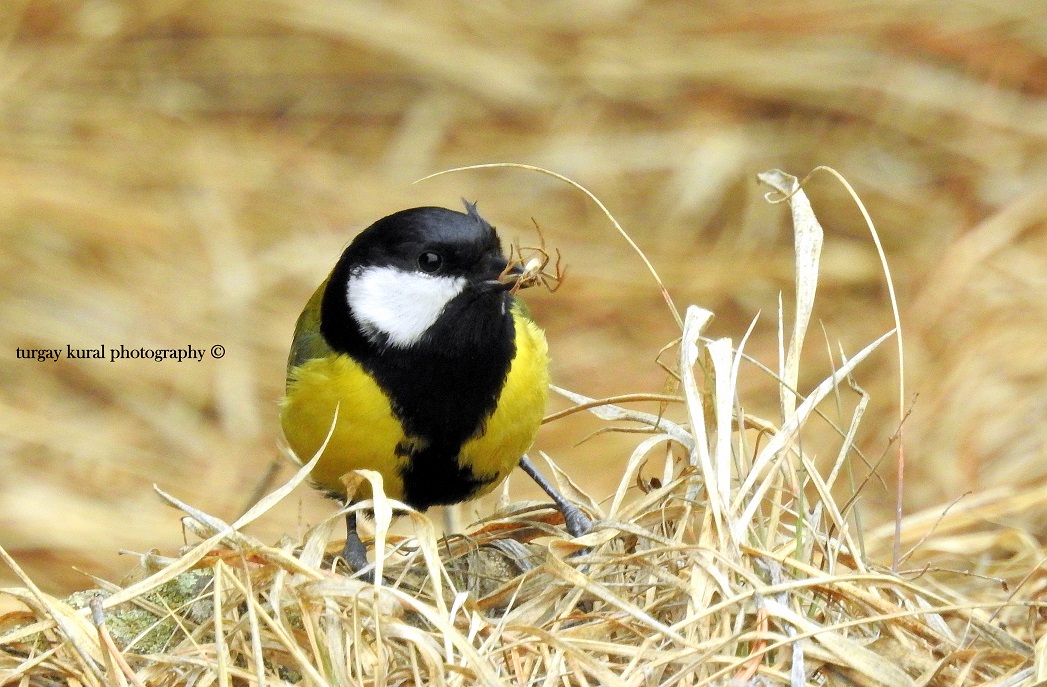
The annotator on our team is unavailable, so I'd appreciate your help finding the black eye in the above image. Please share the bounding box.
[417,251,443,273]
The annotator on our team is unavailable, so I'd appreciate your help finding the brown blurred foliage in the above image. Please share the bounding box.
[2,1,1047,593]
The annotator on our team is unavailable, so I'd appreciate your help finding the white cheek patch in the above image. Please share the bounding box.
[347,266,467,348]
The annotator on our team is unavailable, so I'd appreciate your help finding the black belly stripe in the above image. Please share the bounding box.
[389,303,515,509]
[400,443,495,509]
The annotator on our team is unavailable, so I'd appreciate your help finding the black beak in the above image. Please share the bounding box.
[483,261,524,292]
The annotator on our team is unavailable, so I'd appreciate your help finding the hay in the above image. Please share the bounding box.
[3,170,1042,686]
[4,2,1047,683]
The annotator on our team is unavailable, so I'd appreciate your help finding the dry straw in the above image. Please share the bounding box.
[2,171,1041,686]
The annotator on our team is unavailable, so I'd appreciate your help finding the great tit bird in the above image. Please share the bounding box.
[281,201,592,574]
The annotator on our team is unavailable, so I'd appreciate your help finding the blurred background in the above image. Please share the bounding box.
[2,0,1047,593]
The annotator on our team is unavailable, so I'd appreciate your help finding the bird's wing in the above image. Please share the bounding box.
[287,279,335,375]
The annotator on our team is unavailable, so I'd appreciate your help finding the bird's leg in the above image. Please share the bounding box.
[518,455,592,537]
[342,511,374,582]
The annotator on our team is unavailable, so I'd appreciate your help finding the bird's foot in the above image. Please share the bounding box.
[562,503,593,539]
[341,520,376,583]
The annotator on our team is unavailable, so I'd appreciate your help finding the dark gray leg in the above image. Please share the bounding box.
[518,455,592,537]
[342,511,374,581]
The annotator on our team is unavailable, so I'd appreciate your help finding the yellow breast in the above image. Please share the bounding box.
[280,354,410,500]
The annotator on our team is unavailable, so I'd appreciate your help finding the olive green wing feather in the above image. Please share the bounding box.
[286,279,335,380]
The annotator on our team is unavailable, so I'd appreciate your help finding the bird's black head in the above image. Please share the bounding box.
[343,202,509,285]
[320,201,516,355]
